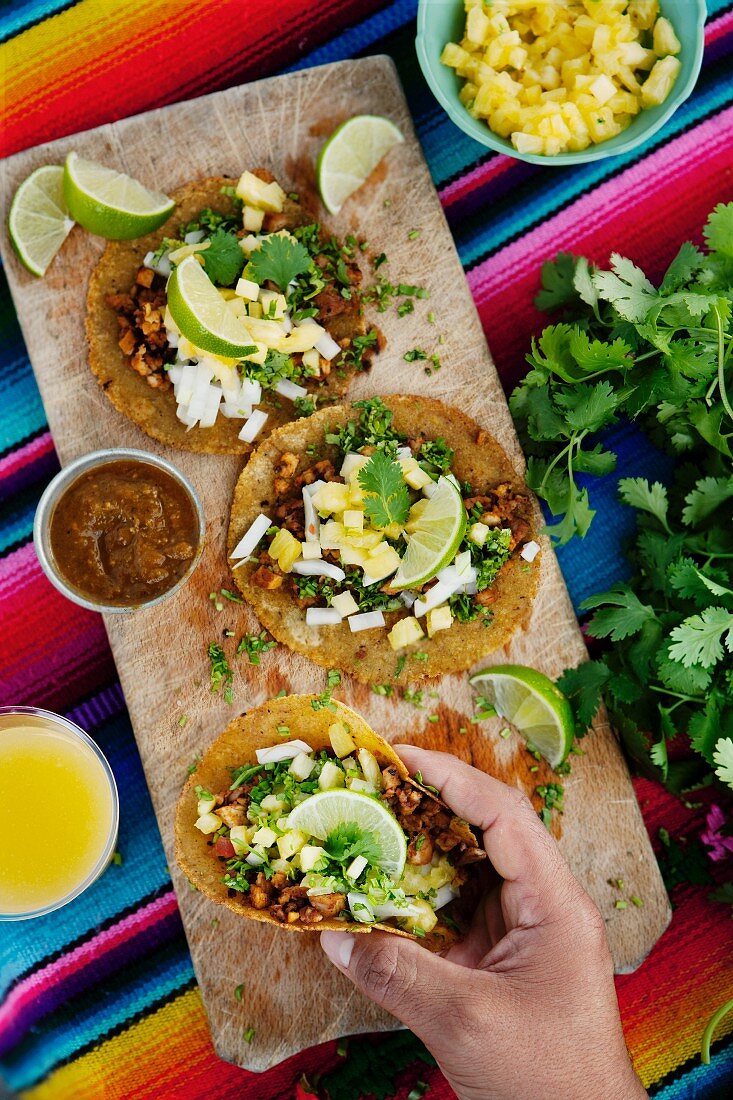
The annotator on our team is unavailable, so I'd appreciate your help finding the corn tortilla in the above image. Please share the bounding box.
[227,396,540,682]
[174,694,472,949]
[86,177,367,454]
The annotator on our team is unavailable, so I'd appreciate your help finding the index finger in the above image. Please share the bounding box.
[393,744,574,920]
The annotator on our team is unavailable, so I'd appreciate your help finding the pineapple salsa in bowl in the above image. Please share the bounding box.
[417,0,705,163]
[175,696,486,944]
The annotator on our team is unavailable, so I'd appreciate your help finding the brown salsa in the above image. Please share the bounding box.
[49,460,200,606]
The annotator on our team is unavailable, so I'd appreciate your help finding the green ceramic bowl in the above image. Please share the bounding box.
[416,0,706,165]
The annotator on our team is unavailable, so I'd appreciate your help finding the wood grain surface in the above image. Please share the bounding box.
[0,56,670,1073]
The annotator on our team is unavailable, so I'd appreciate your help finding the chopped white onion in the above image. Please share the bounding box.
[372,899,422,921]
[400,591,416,608]
[521,540,540,562]
[348,611,386,632]
[291,560,345,582]
[397,446,413,461]
[230,513,272,562]
[184,229,206,244]
[347,892,376,923]
[422,481,439,498]
[275,378,308,401]
[143,250,155,268]
[414,581,455,618]
[245,851,265,867]
[240,378,262,406]
[314,331,341,360]
[238,408,268,442]
[303,487,320,543]
[256,740,313,764]
[166,330,179,349]
[175,361,198,405]
[306,607,343,626]
[220,402,253,420]
[281,313,293,334]
[434,885,459,910]
[198,386,223,429]
[167,365,184,385]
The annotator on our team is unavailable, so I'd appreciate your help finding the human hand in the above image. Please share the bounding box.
[320,746,647,1100]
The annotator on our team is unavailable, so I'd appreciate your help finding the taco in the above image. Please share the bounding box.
[226,395,540,682]
[174,695,485,948]
[86,170,381,454]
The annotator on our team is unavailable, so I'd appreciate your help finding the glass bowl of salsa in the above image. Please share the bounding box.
[34,448,205,614]
[0,707,119,920]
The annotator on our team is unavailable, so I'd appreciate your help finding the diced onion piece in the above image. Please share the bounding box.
[520,540,540,562]
[255,739,313,764]
[372,899,423,921]
[291,560,345,582]
[240,378,262,406]
[275,378,308,401]
[400,591,416,608]
[230,513,272,561]
[397,446,413,461]
[238,408,268,442]
[331,591,359,617]
[167,365,184,385]
[184,229,206,244]
[414,580,455,618]
[143,250,155,268]
[346,855,368,880]
[348,611,386,632]
[245,851,265,867]
[306,607,343,627]
[434,884,459,910]
[198,384,222,429]
[314,331,341,360]
[422,481,438,499]
[347,892,376,923]
[281,313,293,334]
[303,486,320,543]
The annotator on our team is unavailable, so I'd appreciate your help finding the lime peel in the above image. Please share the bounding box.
[316,115,404,215]
[470,664,575,769]
[287,788,407,880]
[8,165,75,277]
[63,151,174,240]
[391,476,467,590]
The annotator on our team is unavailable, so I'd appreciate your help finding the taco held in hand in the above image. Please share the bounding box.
[227,395,540,681]
[175,696,485,946]
[86,171,381,454]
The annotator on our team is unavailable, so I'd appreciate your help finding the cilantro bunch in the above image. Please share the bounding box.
[510,202,733,545]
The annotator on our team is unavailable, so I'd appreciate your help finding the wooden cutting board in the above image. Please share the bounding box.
[0,56,670,1072]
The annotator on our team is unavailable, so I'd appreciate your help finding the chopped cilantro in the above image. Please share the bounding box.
[236,631,277,665]
[208,642,234,703]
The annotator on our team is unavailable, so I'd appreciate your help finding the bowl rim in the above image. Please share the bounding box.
[415,0,707,166]
[33,447,206,615]
[0,706,120,921]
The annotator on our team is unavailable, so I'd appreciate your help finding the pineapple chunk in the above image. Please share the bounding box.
[289,752,316,781]
[387,616,425,651]
[194,812,221,835]
[427,605,454,638]
[363,545,401,583]
[343,509,364,533]
[319,760,346,790]
[312,482,352,515]
[641,56,681,108]
[252,825,278,849]
[301,541,322,561]
[512,132,544,155]
[268,528,301,572]
[628,0,659,32]
[329,721,357,757]
[403,898,438,935]
[259,290,287,319]
[197,792,216,816]
[319,520,346,549]
[466,5,490,46]
[299,845,326,872]
[469,521,490,546]
[243,204,265,232]
[236,171,286,213]
[229,825,254,854]
[277,831,308,860]
[261,793,288,814]
[235,277,259,301]
[357,748,383,790]
[239,234,262,256]
[589,73,617,106]
[301,348,321,376]
[339,545,369,568]
[653,17,681,57]
[332,591,360,618]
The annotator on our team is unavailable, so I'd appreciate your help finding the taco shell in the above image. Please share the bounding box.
[174,695,472,949]
[227,395,540,682]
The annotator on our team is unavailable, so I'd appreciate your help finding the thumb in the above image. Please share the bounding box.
[320,929,483,1046]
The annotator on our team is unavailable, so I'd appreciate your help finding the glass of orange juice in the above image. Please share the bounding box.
[0,707,119,920]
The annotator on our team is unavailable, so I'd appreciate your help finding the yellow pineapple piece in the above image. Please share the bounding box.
[628,0,659,32]
[641,55,681,108]
[653,17,681,57]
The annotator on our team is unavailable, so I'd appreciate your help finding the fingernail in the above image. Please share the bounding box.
[320,930,354,970]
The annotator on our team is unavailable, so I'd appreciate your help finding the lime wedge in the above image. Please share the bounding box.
[316,115,404,215]
[391,476,467,590]
[63,152,174,240]
[469,665,575,768]
[287,789,407,880]
[8,165,75,277]
[167,255,257,358]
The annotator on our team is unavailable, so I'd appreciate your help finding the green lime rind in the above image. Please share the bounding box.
[391,477,467,590]
[167,256,257,358]
[316,114,404,215]
[63,152,174,240]
[287,788,407,880]
[8,165,75,277]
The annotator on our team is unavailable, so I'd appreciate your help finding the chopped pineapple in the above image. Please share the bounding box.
[319,760,346,790]
[252,825,278,848]
[329,721,357,758]
[343,509,364,533]
[357,748,383,790]
[442,0,682,156]
[301,541,322,561]
[312,482,352,515]
[194,812,221,835]
[259,290,287,319]
[289,752,316,781]
[332,591,360,617]
[276,830,308,860]
[427,605,454,638]
[387,616,425,651]
[235,277,259,301]
[236,171,286,213]
[229,825,254,854]
[299,845,326,872]
[242,205,265,232]
[268,528,301,572]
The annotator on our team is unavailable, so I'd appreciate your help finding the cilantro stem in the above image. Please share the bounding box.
[712,305,733,423]
[648,685,702,704]
[701,996,733,1064]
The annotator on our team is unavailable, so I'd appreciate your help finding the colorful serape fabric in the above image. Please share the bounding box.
[1,1,732,1097]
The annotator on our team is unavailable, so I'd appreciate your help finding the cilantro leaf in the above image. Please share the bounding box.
[581,584,657,641]
[247,234,312,291]
[618,477,671,532]
[655,646,712,695]
[324,823,382,865]
[668,608,733,668]
[201,229,245,286]
[682,476,733,525]
[358,451,410,529]
[703,202,733,258]
[573,256,600,315]
[555,381,620,433]
[713,737,733,788]
[689,693,726,765]
[534,252,578,312]
[593,253,658,322]
[557,660,610,729]
[660,241,705,293]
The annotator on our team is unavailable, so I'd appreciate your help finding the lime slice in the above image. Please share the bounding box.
[391,476,467,590]
[8,165,75,277]
[63,152,174,240]
[167,255,257,358]
[469,665,575,768]
[316,115,404,215]
[287,789,407,880]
